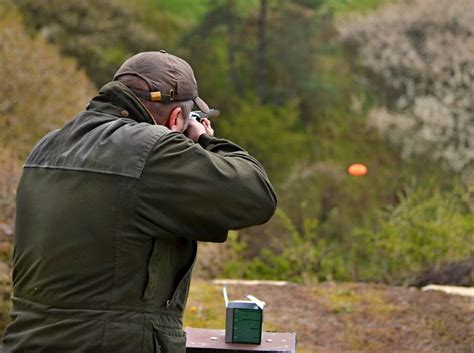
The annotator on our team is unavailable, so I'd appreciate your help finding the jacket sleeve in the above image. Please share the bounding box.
[136,132,277,242]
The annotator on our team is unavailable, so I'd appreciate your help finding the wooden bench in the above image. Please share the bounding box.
[185,327,296,353]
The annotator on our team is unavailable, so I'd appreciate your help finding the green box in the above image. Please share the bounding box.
[223,286,265,344]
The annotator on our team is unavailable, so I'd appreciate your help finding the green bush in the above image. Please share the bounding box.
[352,182,474,284]
[222,181,473,284]
[223,208,351,283]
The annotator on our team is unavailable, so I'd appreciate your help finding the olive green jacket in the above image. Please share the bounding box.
[2,82,277,353]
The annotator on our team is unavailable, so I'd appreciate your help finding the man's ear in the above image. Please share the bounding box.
[166,107,182,131]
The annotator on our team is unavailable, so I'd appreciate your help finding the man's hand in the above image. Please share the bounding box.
[185,118,214,142]
[200,118,214,136]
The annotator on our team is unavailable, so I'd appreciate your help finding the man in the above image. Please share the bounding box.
[2,51,277,353]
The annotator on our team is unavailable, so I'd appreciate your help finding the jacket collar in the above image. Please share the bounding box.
[86,81,156,124]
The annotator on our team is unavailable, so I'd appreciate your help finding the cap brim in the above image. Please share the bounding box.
[193,96,210,114]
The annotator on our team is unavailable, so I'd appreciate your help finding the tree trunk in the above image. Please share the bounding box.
[227,0,242,93]
[256,0,267,101]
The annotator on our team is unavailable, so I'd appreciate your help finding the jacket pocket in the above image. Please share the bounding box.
[153,328,186,353]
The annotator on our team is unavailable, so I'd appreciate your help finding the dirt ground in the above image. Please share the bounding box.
[184,280,474,353]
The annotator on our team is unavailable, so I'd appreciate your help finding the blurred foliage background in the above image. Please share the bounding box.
[0,0,472,300]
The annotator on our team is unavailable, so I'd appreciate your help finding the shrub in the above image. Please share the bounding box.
[0,147,18,332]
[0,148,20,227]
[352,182,474,284]
[0,7,95,159]
[223,208,351,283]
[222,181,473,284]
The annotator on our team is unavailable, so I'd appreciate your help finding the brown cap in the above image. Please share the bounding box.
[113,50,210,114]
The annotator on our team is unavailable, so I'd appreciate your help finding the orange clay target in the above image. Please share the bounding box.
[348,163,368,176]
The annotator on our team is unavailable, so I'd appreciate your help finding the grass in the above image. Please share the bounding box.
[184,280,225,329]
